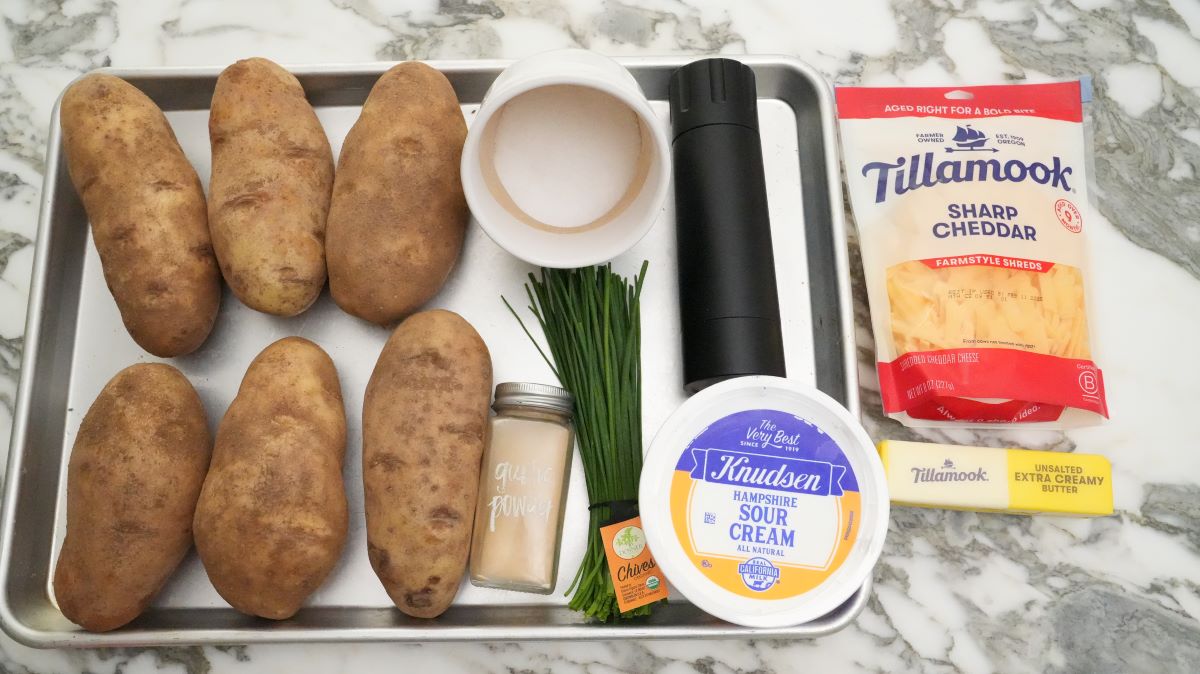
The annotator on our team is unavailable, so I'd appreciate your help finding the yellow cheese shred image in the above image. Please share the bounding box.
[886,261,1091,359]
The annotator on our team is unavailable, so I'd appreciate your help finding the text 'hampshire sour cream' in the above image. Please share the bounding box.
[639,377,889,628]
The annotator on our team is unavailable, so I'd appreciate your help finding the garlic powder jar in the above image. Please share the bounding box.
[470,383,575,594]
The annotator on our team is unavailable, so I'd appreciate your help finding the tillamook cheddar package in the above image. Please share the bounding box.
[837,82,1108,428]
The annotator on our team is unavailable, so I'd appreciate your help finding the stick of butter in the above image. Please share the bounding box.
[877,440,1113,516]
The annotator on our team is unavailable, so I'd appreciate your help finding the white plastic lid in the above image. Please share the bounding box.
[639,376,889,628]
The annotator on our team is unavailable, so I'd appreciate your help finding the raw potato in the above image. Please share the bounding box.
[208,58,334,316]
[325,62,469,326]
[363,310,492,618]
[53,364,212,633]
[193,337,347,620]
[61,74,220,357]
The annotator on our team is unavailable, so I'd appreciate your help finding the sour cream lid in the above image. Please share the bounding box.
[639,376,889,628]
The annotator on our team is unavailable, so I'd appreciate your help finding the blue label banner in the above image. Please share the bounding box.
[689,448,846,496]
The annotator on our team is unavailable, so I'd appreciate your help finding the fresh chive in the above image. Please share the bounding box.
[505,262,652,622]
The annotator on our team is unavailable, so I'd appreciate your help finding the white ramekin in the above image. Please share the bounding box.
[460,49,672,269]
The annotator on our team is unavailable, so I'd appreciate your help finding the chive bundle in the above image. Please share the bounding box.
[504,262,651,622]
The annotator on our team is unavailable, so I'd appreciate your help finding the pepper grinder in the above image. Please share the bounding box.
[668,58,786,393]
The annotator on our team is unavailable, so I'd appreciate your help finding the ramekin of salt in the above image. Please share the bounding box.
[461,49,671,268]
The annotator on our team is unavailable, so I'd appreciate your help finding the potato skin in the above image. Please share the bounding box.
[326,62,469,326]
[208,58,334,316]
[193,337,347,620]
[362,310,492,618]
[53,364,212,633]
[61,74,220,357]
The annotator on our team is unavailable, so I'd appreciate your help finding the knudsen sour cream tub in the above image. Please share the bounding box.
[639,376,889,627]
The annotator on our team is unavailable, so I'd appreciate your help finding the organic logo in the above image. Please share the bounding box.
[612,525,646,560]
[646,575,661,591]
[946,124,997,153]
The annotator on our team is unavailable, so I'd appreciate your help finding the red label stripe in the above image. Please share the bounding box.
[877,347,1108,421]
[902,398,1065,424]
[920,254,1055,273]
[836,82,1083,122]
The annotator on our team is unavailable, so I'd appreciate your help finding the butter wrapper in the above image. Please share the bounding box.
[878,440,1112,516]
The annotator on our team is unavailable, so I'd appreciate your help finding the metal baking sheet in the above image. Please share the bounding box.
[0,56,861,647]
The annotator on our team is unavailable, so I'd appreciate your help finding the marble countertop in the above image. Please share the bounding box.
[1,0,1197,672]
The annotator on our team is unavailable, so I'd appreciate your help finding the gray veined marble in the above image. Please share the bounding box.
[0,0,1198,672]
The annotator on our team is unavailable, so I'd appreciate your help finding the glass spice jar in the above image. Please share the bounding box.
[469,382,575,594]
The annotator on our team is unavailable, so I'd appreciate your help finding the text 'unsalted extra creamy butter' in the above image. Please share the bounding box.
[836,81,1108,429]
[639,377,889,628]
[878,440,1113,516]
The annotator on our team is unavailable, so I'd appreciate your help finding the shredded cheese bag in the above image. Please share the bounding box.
[837,82,1108,427]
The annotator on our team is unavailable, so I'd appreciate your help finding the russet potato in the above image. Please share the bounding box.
[325,62,469,326]
[362,310,492,618]
[53,363,212,632]
[208,58,334,316]
[61,74,220,357]
[193,337,348,620]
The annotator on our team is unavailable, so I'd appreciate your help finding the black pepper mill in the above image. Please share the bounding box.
[668,58,786,393]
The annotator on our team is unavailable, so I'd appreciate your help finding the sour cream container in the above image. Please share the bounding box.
[639,376,889,627]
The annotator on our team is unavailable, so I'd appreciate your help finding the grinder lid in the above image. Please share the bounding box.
[668,58,760,140]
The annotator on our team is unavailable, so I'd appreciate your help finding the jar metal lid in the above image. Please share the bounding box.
[493,382,574,416]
